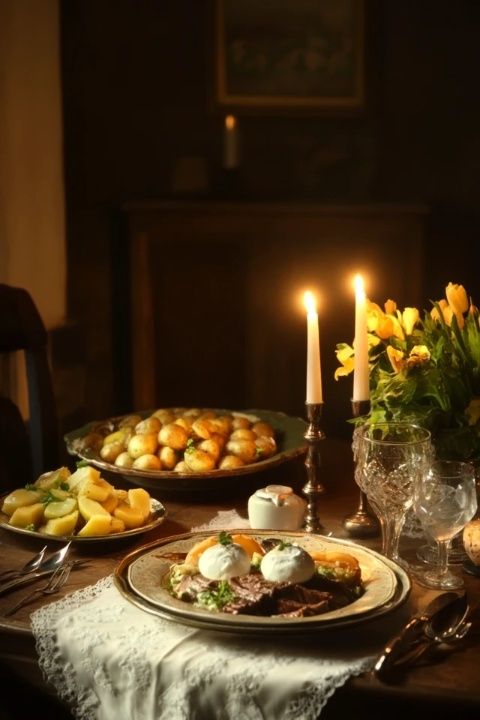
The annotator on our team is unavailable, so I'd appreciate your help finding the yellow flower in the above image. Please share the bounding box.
[431,298,454,326]
[378,314,405,341]
[446,282,468,316]
[334,335,379,380]
[406,345,431,368]
[334,344,355,379]
[335,280,480,461]
[387,345,405,373]
[401,307,419,335]
[384,299,397,315]
[443,304,456,327]
[366,300,405,340]
[366,301,385,332]
[445,282,468,329]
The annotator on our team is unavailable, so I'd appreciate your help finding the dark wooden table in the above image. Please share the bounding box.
[1,439,479,720]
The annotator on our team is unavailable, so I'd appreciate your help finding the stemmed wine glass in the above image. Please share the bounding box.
[413,459,477,589]
[353,422,432,565]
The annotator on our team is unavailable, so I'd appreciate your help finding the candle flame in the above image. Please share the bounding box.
[304,290,317,314]
[354,274,365,298]
[225,114,236,130]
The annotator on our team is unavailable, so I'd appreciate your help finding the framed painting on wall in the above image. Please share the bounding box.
[215,0,365,113]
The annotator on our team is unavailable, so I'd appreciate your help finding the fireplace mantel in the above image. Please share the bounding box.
[122,200,427,437]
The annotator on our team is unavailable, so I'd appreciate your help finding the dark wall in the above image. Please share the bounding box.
[59,0,480,431]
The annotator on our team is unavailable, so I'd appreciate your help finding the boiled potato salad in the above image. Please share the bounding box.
[1,466,153,537]
[76,408,278,473]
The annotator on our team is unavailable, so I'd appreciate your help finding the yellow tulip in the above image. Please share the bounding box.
[402,307,420,335]
[335,344,354,364]
[431,298,453,325]
[443,304,455,327]
[334,359,354,380]
[368,333,382,349]
[334,345,355,380]
[384,299,397,315]
[366,301,385,333]
[376,314,405,341]
[445,283,468,316]
[387,345,405,373]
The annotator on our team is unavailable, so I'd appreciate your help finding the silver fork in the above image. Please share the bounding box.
[4,561,74,616]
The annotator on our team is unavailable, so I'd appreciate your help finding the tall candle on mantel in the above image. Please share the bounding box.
[223,114,239,169]
[353,274,370,401]
[304,291,323,403]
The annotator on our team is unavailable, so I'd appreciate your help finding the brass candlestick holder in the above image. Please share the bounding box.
[302,402,326,533]
[342,399,379,538]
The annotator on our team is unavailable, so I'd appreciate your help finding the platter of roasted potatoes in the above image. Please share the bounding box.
[64,408,307,491]
[0,465,166,542]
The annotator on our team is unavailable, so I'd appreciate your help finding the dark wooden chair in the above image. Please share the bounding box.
[0,284,59,490]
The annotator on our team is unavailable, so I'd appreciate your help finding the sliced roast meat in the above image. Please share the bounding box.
[171,568,361,618]
[174,573,217,601]
[223,574,290,615]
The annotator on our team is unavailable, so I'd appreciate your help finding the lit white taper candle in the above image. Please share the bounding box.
[304,291,323,403]
[223,114,239,169]
[353,274,370,401]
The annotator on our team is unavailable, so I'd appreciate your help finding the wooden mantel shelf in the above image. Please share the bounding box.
[124,198,428,218]
[122,200,428,433]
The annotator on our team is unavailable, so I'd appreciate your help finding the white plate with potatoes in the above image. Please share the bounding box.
[0,465,166,543]
[64,408,307,492]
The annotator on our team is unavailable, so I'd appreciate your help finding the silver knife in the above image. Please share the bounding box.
[374,592,462,680]
[0,567,64,596]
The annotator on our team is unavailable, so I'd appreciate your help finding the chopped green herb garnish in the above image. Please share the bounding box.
[41,490,57,506]
[197,580,235,610]
[59,482,70,491]
[277,541,292,551]
[25,523,35,531]
[185,439,195,454]
[316,566,337,580]
[218,531,232,546]
[76,459,90,468]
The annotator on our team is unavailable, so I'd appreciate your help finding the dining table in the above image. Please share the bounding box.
[1,436,479,720]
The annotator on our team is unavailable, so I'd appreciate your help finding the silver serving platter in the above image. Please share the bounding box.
[64,408,307,491]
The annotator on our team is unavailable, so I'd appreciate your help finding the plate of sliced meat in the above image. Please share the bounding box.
[114,530,410,635]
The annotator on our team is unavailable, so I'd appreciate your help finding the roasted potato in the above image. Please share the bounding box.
[80,409,278,474]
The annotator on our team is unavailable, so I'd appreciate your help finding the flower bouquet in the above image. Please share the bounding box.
[335,282,480,462]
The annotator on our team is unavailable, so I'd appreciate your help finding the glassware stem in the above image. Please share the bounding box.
[381,512,405,562]
[437,539,451,580]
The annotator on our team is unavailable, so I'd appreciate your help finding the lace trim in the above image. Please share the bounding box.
[192,509,250,531]
[31,574,374,720]
[32,575,114,719]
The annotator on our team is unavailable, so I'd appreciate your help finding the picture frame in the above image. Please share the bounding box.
[215,0,365,113]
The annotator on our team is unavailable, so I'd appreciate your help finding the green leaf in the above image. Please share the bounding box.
[218,531,232,546]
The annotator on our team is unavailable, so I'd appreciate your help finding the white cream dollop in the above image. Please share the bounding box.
[198,542,251,580]
[260,543,315,583]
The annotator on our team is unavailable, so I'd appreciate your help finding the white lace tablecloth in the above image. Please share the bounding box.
[30,511,409,720]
